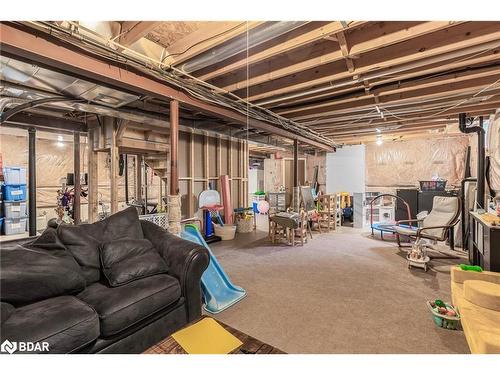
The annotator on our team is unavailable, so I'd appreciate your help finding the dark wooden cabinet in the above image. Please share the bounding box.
[469,212,500,272]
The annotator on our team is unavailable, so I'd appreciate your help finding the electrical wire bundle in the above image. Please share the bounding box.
[17,21,337,148]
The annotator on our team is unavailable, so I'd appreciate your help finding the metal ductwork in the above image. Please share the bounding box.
[179,21,308,74]
[459,113,486,210]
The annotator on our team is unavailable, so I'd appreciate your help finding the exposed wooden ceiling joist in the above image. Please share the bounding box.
[242,22,500,102]
[315,100,500,135]
[197,21,367,82]
[119,21,163,46]
[167,21,263,66]
[280,67,500,119]
[261,49,500,109]
[213,21,464,94]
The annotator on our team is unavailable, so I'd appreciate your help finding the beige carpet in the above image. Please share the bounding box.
[208,221,470,354]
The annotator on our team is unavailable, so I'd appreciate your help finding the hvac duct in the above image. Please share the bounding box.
[179,21,308,74]
[459,113,486,210]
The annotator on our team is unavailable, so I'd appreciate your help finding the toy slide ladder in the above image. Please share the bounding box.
[181,224,246,314]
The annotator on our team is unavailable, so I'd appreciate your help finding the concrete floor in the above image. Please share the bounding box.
[208,216,470,354]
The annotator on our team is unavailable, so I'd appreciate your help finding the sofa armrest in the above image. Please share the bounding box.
[140,221,209,322]
[1,302,15,324]
[451,266,500,285]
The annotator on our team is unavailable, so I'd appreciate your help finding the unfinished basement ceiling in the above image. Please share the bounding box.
[1,21,499,147]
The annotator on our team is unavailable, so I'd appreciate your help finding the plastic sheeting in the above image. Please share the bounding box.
[365,136,470,188]
[0,131,162,211]
[488,110,500,195]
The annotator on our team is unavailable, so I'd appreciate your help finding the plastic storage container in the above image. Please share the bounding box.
[2,185,27,201]
[214,224,237,240]
[3,217,28,235]
[2,167,27,185]
[419,180,447,191]
[3,201,27,218]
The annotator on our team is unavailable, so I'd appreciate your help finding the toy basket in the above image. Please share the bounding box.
[214,224,236,240]
[426,301,460,330]
[139,213,169,230]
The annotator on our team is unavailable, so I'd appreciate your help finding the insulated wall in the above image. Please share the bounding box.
[365,136,469,188]
[488,110,500,195]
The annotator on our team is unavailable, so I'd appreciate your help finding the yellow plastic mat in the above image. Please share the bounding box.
[171,317,243,354]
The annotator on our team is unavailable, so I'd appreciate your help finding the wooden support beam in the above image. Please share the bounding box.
[109,118,119,214]
[204,133,209,190]
[170,100,179,195]
[293,139,299,188]
[119,21,162,47]
[87,129,98,223]
[198,21,366,81]
[244,22,500,101]
[188,131,194,216]
[336,30,355,73]
[312,97,500,129]
[262,50,500,108]
[216,135,222,177]
[290,76,500,121]
[279,67,500,118]
[116,120,130,140]
[216,21,463,93]
[5,113,87,133]
[73,132,81,224]
[135,155,143,205]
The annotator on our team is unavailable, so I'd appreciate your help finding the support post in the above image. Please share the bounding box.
[28,128,37,236]
[109,118,119,214]
[168,100,181,234]
[170,100,179,195]
[293,139,299,187]
[73,132,81,224]
[87,128,98,223]
[136,155,143,213]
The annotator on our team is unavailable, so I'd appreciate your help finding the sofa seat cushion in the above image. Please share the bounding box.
[0,296,99,354]
[455,290,500,354]
[77,274,181,337]
[100,239,168,287]
[464,280,500,311]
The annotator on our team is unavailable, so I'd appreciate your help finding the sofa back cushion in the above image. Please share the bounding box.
[100,239,168,287]
[57,225,102,283]
[57,207,144,283]
[0,242,86,306]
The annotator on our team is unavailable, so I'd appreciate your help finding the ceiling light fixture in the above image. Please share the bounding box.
[376,138,383,146]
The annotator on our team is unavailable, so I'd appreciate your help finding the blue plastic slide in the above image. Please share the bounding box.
[181,224,246,314]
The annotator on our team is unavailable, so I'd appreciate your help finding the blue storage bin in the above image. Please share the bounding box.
[2,184,27,201]
[2,167,27,185]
